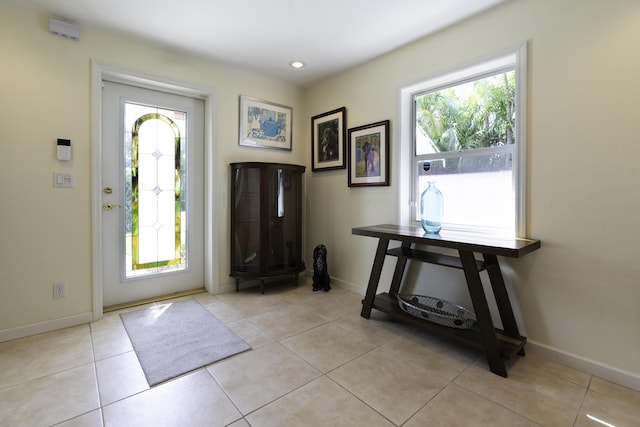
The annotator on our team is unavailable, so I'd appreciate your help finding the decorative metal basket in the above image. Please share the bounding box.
[396,294,476,329]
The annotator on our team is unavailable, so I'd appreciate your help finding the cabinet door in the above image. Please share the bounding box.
[266,167,301,272]
[232,166,262,273]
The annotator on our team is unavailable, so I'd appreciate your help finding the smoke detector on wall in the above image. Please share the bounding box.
[48,18,80,41]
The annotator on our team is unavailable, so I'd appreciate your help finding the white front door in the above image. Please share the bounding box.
[101,81,205,307]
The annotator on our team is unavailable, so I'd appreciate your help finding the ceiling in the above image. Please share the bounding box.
[13,0,506,87]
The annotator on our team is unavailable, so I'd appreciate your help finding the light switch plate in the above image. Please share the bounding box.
[53,172,74,188]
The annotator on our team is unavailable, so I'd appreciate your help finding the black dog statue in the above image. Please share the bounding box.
[312,244,331,292]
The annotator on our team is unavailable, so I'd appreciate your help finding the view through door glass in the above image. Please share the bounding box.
[102,81,204,307]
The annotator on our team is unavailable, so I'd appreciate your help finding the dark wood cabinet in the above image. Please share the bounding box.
[230,162,306,293]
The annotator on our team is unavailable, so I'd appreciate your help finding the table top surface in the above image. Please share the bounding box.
[352,224,541,258]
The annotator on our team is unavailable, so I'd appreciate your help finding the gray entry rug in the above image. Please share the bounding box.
[120,298,251,386]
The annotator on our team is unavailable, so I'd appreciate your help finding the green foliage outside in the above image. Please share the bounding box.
[416,71,516,154]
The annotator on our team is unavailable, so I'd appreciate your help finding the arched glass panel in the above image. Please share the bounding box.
[124,103,187,278]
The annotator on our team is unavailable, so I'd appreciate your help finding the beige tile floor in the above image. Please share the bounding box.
[1,278,639,426]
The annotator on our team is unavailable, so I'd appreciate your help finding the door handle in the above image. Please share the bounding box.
[103,202,123,211]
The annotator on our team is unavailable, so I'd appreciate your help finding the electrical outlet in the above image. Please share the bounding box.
[53,283,65,299]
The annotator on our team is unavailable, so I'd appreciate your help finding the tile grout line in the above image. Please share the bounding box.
[571,375,593,427]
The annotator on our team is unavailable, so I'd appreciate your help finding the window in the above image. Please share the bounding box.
[401,44,527,237]
[124,102,188,278]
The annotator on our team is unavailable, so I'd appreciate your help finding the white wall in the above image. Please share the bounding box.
[305,0,640,389]
[0,4,305,334]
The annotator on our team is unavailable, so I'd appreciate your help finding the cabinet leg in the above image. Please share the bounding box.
[235,279,239,292]
[361,238,390,318]
[459,250,507,377]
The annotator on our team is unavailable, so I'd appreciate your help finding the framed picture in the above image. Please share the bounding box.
[348,120,390,187]
[311,107,346,171]
[239,96,292,150]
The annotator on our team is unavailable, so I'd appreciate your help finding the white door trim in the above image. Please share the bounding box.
[90,60,218,321]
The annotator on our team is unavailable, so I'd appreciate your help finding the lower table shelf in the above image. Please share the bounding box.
[371,292,526,360]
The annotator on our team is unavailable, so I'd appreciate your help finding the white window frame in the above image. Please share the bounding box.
[398,43,527,237]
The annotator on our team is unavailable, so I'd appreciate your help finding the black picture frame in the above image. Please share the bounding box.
[348,120,390,187]
[311,107,346,171]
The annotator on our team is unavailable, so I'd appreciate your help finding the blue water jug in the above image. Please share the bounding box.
[420,181,443,234]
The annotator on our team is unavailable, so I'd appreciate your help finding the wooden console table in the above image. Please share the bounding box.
[353,224,540,377]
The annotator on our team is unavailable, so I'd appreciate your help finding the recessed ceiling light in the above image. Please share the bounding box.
[289,61,305,69]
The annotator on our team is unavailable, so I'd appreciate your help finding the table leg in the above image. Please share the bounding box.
[361,238,390,318]
[483,254,521,338]
[459,250,507,377]
[389,241,412,298]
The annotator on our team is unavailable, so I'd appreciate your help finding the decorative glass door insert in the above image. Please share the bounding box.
[124,102,187,278]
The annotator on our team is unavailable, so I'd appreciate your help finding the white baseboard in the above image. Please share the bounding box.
[303,269,366,296]
[0,312,94,343]
[327,277,366,296]
[527,340,640,392]
[217,282,236,294]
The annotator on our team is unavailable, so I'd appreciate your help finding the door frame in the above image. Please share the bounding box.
[90,61,218,321]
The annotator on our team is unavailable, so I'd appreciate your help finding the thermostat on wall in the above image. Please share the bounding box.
[57,138,71,161]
